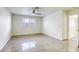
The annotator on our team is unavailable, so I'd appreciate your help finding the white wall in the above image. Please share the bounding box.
[0,8,11,50]
[12,14,42,35]
[43,10,64,40]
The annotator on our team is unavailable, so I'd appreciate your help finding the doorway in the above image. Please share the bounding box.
[63,8,79,51]
[68,14,79,50]
[64,8,79,46]
[68,14,78,42]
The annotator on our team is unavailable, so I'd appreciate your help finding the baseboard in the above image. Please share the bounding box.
[43,33,60,40]
[62,39,68,41]
[12,33,43,37]
[0,35,12,51]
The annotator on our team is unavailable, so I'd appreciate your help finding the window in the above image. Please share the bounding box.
[23,19,36,26]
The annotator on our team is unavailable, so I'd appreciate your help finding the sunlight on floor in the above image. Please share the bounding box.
[21,41,36,50]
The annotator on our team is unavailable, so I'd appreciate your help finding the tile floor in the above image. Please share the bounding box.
[1,33,79,52]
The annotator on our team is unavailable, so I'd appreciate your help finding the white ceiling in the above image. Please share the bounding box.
[8,7,73,16]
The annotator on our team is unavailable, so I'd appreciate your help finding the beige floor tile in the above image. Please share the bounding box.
[1,33,79,52]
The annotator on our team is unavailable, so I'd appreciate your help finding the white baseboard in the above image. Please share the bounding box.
[12,33,43,36]
[43,33,60,40]
[0,35,12,51]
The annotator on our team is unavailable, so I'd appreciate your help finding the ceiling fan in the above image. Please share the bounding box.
[32,7,41,15]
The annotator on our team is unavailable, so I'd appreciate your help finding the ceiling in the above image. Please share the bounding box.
[8,7,74,17]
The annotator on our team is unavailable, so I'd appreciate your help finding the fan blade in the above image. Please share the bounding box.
[35,13,41,15]
[35,7,39,9]
[33,10,35,13]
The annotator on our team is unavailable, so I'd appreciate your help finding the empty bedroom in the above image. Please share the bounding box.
[0,7,79,52]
